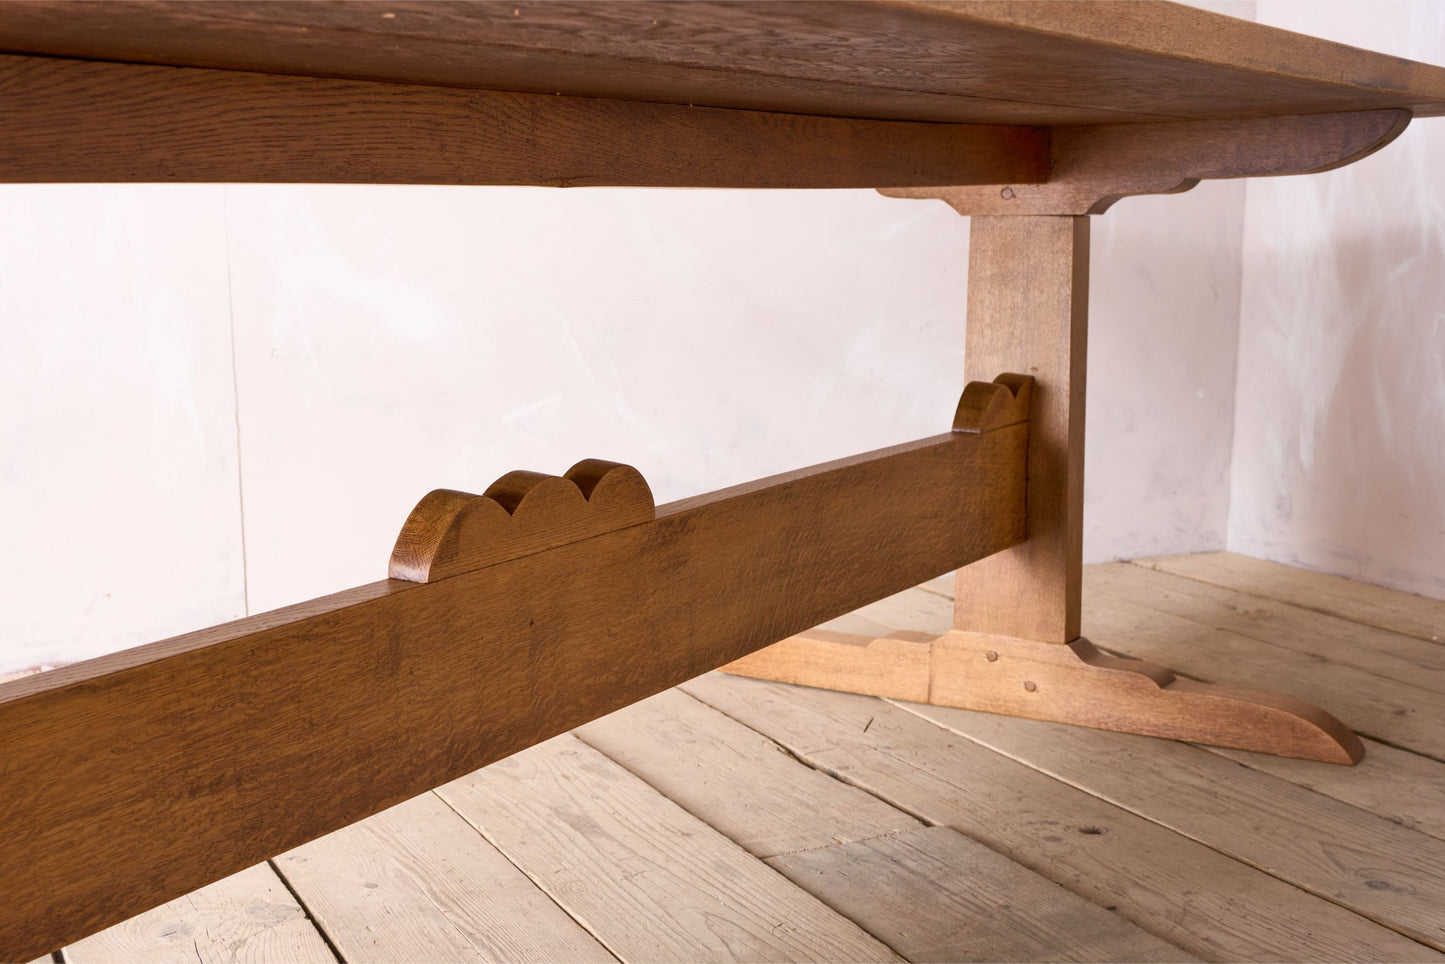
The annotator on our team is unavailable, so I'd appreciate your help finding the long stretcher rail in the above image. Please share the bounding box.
[0,376,1030,960]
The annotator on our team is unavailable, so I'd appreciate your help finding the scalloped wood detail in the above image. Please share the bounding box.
[0,399,1030,960]
[389,459,655,583]
[952,373,1032,434]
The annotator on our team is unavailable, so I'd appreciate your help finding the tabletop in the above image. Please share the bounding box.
[2,0,1445,125]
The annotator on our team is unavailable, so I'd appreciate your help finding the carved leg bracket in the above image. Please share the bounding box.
[723,629,1364,764]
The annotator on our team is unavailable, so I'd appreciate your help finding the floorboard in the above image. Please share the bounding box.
[575,687,919,858]
[272,791,614,963]
[1091,563,1445,691]
[1206,737,1445,843]
[437,733,900,963]
[1137,553,1445,644]
[577,688,1185,962]
[1083,576,1445,758]
[51,551,1445,963]
[64,864,337,964]
[904,700,1445,951]
[766,825,1191,964]
[684,673,1440,963]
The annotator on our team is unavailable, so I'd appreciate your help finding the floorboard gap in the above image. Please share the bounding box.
[886,698,1445,954]
[1348,732,1445,767]
[761,828,915,861]
[1088,586,1444,693]
[1091,641,1445,766]
[430,789,629,964]
[686,682,1213,961]
[570,699,921,961]
[1120,557,1445,646]
[672,686,947,836]
[266,858,347,963]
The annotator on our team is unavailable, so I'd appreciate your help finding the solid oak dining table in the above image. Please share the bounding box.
[3,2,1445,958]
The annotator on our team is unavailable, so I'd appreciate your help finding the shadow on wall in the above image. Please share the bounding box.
[1231,222,1445,600]
[1317,231,1445,594]
[1227,0,1445,602]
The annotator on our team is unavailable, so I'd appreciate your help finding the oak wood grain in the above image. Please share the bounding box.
[1,2,1442,124]
[683,672,1444,963]
[390,460,655,583]
[724,629,934,703]
[929,630,1361,764]
[0,412,1025,961]
[0,53,1046,187]
[859,583,1363,763]
[727,625,1362,763]
[956,217,1089,643]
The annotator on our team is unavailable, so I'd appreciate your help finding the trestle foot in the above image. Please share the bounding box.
[723,629,1363,765]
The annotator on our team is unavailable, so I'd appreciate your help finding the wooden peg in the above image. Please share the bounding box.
[389,460,655,583]
[929,632,1364,764]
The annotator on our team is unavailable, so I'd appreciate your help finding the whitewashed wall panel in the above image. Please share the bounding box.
[0,185,245,674]
[1231,1,1445,599]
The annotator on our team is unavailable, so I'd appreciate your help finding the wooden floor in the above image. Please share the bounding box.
[50,553,1445,963]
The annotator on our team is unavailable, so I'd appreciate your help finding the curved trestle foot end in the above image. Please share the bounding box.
[724,629,1364,765]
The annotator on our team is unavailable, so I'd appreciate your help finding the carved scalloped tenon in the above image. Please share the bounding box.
[953,374,1033,434]
[390,459,655,583]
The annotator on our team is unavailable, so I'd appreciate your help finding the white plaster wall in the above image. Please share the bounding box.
[0,179,1248,674]
[0,5,1257,675]
[223,183,1248,615]
[0,186,246,673]
[1087,182,1245,561]
[224,187,971,613]
[1231,1,1445,599]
